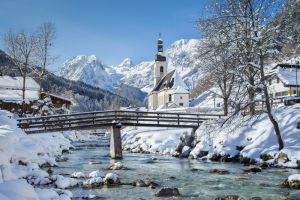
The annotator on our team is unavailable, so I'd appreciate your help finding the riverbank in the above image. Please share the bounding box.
[122,104,300,168]
[0,110,97,200]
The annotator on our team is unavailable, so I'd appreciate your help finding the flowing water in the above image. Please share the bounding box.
[53,138,300,200]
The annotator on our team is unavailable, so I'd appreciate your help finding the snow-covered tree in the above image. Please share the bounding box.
[197,0,285,150]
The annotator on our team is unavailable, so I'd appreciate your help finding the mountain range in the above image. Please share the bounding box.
[57,39,204,94]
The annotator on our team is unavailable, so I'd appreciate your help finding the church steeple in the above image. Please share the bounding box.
[153,34,168,86]
[155,33,166,62]
[157,33,163,52]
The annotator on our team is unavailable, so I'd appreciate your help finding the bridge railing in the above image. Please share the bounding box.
[17,110,223,133]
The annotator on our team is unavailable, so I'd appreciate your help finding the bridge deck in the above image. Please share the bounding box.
[17,110,222,134]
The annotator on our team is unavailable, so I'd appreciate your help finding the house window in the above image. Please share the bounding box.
[277,78,280,83]
[179,103,183,106]
[168,94,172,102]
[180,96,183,99]
[160,66,164,73]
[269,79,272,85]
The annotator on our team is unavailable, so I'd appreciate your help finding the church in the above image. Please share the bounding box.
[148,36,190,110]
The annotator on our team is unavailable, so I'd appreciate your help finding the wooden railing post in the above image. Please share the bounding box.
[157,113,160,124]
[177,114,180,125]
[197,114,200,126]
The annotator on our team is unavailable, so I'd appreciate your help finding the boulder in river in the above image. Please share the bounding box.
[89,170,105,178]
[83,177,103,188]
[71,171,85,178]
[260,154,274,161]
[155,187,181,197]
[132,180,147,187]
[282,174,300,189]
[107,162,128,170]
[215,195,239,200]
[179,146,192,158]
[242,167,262,173]
[209,168,230,175]
[103,173,120,185]
[275,152,290,164]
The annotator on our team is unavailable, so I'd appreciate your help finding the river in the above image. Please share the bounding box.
[52,137,300,200]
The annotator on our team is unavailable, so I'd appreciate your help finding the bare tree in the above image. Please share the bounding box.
[197,0,284,150]
[4,30,36,113]
[34,22,56,94]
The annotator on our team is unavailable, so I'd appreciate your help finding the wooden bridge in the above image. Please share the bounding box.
[17,110,222,159]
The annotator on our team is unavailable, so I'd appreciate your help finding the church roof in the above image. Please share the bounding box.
[152,70,175,92]
[151,70,189,93]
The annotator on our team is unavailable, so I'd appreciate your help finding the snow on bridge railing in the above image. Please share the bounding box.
[17,110,224,133]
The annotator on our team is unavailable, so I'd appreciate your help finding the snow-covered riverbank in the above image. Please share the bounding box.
[122,104,300,168]
[0,110,95,200]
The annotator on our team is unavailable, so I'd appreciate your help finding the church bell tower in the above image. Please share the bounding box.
[153,34,167,86]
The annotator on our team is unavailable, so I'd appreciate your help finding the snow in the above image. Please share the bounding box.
[0,76,39,90]
[0,110,95,199]
[57,55,116,91]
[71,171,85,178]
[0,179,39,200]
[172,71,189,91]
[288,174,300,182]
[0,89,39,102]
[191,104,300,167]
[277,66,300,86]
[89,170,105,178]
[104,173,118,182]
[122,127,192,154]
[52,175,78,189]
[83,177,103,186]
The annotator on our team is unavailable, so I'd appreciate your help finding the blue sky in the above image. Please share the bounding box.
[0,0,206,71]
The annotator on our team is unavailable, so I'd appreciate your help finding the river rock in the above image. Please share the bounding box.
[103,173,120,185]
[108,162,128,170]
[282,174,300,189]
[179,146,192,158]
[89,170,105,178]
[242,167,262,173]
[145,180,158,188]
[215,195,239,200]
[260,154,274,161]
[236,146,245,151]
[248,197,263,200]
[210,154,221,161]
[83,177,103,188]
[220,155,233,162]
[275,152,290,163]
[89,161,102,165]
[297,160,300,169]
[71,171,85,178]
[175,142,185,152]
[155,187,181,197]
[132,180,147,187]
[209,168,230,175]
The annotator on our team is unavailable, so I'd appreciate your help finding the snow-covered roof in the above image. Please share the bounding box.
[0,89,39,102]
[41,92,72,103]
[172,71,189,91]
[276,66,300,86]
[0,76,39,90]
[151,70,189,93]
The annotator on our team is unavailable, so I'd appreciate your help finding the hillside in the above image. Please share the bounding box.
[0,50,130,111]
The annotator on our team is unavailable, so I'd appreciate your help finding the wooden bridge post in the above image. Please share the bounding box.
[110,124,123,159]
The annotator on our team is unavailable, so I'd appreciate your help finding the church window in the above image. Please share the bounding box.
[160,66,164,73]
[180,96,183,99]
[168,94,172,102]
[179,103,183,106]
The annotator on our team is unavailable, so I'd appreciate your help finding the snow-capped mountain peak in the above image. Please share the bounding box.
[57,54,114,90]
[118,58,134,68]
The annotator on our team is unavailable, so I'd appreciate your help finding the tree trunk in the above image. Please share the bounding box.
[22,65,27,114]
[223,97,228,116]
